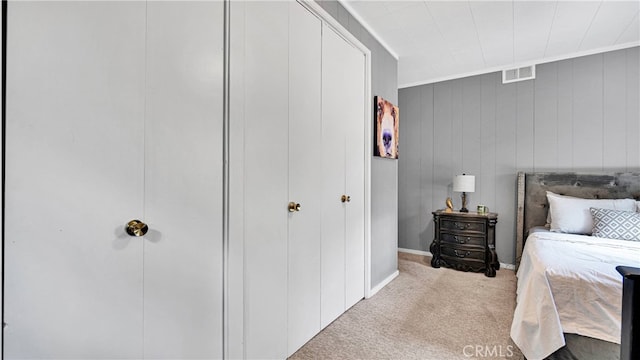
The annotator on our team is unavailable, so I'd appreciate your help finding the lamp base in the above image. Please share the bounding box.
[459,192,469,213]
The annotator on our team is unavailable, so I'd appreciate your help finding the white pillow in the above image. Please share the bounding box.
[637,200,640,212]
[546,191,637,234]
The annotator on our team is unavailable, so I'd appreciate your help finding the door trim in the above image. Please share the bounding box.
[222,0,231,358]
[1,1,7,354]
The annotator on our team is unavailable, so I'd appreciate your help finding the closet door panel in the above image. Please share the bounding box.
[143,2,224,358]
[344,50,366,309]
[243,2,289,358]
[288,2,323,355]
[320,25,348,328]
[4,2,146,358]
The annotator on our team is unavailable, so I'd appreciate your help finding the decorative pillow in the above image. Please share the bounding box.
[637,201,640,212]
[590,208,640,241]
[546,191,637,234]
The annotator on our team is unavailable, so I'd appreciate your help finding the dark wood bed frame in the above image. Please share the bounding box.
[515,171,640,269]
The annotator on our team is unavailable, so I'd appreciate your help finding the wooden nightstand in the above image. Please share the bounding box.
[429,210,499,277]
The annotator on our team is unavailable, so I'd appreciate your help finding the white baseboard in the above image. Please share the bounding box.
[397,248,516,271]
[398,248,431,256]
[500,263,516,270]
[368,270,399,298]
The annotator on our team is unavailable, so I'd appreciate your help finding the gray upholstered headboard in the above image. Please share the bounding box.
[515,172,640,268]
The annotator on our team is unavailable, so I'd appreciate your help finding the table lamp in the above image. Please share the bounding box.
[453,174,475,213]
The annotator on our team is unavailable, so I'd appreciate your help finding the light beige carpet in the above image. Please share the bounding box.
[289,252,524,360]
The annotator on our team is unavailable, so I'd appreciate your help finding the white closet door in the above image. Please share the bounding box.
[321,24,367,327]
[4,2,224,359]
[4,2,146,358]
[288,2,322,355]
[242,2,289,358]
[321,25,349,328]
[143,2,223,358]
[344,48,366,309]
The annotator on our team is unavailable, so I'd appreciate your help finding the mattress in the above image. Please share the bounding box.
[510,231,640,360]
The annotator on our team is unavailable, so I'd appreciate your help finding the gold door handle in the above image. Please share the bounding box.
[288,202,301,212]
[341,195,351,203]
[125,219,148,237]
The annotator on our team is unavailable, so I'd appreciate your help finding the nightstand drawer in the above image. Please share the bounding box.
[440,245,485,261]
[441,219,485,233]
[441,233,485,247]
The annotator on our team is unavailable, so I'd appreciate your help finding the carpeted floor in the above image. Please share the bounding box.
[289,252,524,360]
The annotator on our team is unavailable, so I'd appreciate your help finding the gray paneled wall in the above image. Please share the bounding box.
[399,47,640,265]
[315,1,399,288]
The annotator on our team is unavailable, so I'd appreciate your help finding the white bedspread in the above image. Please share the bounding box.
[510,231,640,360]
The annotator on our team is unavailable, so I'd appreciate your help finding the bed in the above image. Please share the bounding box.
[511,172,640,360]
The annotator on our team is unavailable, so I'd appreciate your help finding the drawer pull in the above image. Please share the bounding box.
[453,222,470,230]
[454,236,470,244]
[454,249,471,258]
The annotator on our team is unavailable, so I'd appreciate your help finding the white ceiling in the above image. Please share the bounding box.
[341,0,640,88]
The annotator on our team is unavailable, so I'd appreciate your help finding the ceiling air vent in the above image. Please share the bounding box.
[502,65,535,84]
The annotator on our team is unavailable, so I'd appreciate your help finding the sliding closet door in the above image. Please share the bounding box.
[4,2,146,358]
[321,24,366,328]
[288,2,322,355]
[241,2,289,358]
[143,2,223,358]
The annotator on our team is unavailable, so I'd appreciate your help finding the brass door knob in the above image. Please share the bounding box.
[125,219,148,237]
[288,202,301,212]
[341,195,351,203]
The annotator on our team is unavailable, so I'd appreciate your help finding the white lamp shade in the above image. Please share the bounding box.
[453,175,475,192]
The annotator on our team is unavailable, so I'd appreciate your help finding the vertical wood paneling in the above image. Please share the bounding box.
[367,32,399,287]
[480,73,497,209]
[516,81,534,171]
[451,80,464,178]
[494,81,518,265]
[603,51,627,172]
[534,62,559,171]
[433,83,454,208]
[420,85,435,249]
[398,47,639,265]
[318,0,338,19]
[626,48,640,169]
[557,59,574,169]
[370,43,403,286]
[346,13,363,41]
[398,88,421,250]
[573,54,604,171]
[337,4,349,26]
[370,158,398,286]
[462,77,482,205]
